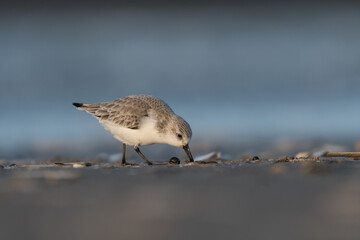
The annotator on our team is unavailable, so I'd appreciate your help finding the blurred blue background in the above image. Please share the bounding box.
[1,1,360,158]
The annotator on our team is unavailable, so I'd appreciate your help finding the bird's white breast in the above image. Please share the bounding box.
[99,116,166,146]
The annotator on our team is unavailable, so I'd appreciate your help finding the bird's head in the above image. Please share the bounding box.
[167,115,194,162]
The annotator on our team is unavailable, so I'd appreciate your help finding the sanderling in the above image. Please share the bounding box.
[73,95,194,165]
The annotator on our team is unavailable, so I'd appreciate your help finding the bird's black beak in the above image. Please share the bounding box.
[183,144,194,162]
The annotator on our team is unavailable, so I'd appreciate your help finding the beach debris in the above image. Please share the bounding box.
[313,151,328,158]
[194,152,221,162]
[245,156,261,163]
[184,152,221,164]
[73,163,86,168]
[323,152,360,160]
[72,162,92,168]
[169,157,180,164]
[311,144,349,158]
[295,152,312,159]
[274,156,293,163]
[54,162,92,168]
[54,162,66,166]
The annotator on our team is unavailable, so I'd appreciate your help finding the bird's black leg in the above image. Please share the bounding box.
[121,144,138,166]
[122,143,126,165]
[134,146,153,165]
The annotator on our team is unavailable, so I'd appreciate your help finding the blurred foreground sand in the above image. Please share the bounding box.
[0,158,360,240]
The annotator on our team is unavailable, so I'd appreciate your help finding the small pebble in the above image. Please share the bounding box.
[9,163,17,167]
[85,162,92,167]
[169,157,180,164]
[252,156,260,160]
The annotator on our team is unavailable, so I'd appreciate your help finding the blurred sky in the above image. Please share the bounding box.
[1,1,360,158]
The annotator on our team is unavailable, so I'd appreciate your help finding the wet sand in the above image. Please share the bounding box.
[0,158,360,240]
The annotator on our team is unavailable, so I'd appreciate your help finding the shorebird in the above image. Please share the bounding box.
[73,95,194,165]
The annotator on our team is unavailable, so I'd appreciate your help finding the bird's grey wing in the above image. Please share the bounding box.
[81,100,149,129]
[107,115,142,129]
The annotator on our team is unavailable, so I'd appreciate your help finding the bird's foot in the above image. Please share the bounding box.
[121,162,139,167]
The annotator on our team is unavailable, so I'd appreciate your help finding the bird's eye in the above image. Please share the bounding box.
[177,134,183,139]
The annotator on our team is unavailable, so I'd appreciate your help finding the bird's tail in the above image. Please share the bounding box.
[72,102,102,117]
[72,102,90,111]
[72,102,83,108]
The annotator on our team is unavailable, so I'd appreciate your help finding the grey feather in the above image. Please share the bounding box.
[76,95,174,130]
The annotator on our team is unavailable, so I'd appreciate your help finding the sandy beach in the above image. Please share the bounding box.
[2,2,360,240]
[0,157,359,240]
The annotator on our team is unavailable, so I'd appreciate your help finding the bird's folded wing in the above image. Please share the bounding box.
[107,115,142,129]
[82,101,148,130]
